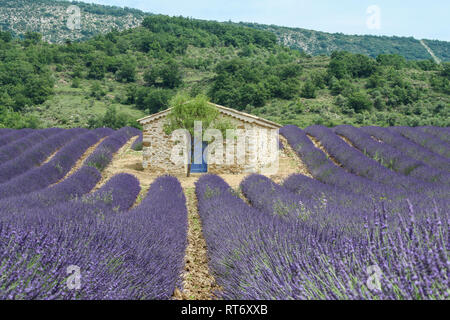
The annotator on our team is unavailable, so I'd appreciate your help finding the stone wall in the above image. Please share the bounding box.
[142,118,187,174]
[141,113,279,175]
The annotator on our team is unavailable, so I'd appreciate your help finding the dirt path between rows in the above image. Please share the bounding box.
[173,187,221,300]
[41,149,60,165]
[50,137,108,186]
[277,135,313,180]
[91,134,312,300]
[307,134,344,168]
[92,136,140,192]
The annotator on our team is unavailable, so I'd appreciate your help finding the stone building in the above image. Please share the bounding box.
[137,103,281,175]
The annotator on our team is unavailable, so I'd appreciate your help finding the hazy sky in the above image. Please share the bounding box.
[81,0,450,41]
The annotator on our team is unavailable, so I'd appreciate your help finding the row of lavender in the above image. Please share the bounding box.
[333,125,450,185]
[0,128,187,299]
[286,125,449,219]
[282,125,449,200]
[0,175,187,299]
[304,125,447,197]
[196,174,447,299]
[392,126,450,158]
[196,124,448,299]
[0,127,134,211]
[1,124,447,299]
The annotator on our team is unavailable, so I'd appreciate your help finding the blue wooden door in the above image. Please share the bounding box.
[190,141,208,173]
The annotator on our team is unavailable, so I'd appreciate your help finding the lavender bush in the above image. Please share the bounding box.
[0,128,13,136]
[0,175,187,299]
[333,125,449,185]
[196,174,448,300]
[85,127,140,171]
[305,125,440,195]
[80,173,141,212]
[283,125,448,207]
[0,128,62,165]
[391,126,450,158]
[280,125,391,197]
[0,129,108,199]
[241,174,373,237]
[361,126,450,172]
[131,133,143,151]
[0,166,101,213]
[0,128,84,183]
[418,126,450,143]
[0,128,33,149]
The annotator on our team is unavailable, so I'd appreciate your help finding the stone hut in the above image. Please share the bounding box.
[137,103,281,175]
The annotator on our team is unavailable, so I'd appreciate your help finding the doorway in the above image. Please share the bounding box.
[190,141,208,173]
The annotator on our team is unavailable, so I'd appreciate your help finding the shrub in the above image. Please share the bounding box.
[346,91,373,113]
[300,81,317,99]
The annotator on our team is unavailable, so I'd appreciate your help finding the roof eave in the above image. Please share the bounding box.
[137,103,282,129]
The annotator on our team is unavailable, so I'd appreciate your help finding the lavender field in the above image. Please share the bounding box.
[0,125,448,300]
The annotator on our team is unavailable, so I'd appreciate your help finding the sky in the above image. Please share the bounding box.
[81,0,450,41]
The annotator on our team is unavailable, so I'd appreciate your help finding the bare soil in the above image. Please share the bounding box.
[173,187,222,300]
[371,135,384,143]
[277,135,312,180]
[51,137,107,186]
[307,134,343,168]
[41,149,60,165]
[92,136,140,192]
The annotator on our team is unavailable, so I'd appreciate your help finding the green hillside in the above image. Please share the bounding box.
[423,39,450,62]
[1,0,449,63]
[0,14,449,129]
[238,22,450,62]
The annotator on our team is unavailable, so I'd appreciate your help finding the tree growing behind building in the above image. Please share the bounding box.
[164,93,235,176]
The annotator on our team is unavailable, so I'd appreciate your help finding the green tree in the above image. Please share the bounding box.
[0,105,40,128]
[71,77,81,88]
[376,54,406,69]
[115,59,136,83]
[160,59,182,88]
[143,66,160,86]
[239,83,267,108]
[135,87,173,113]
[346,91,373,113]
[143,59,182,88]
[0,31,12,43]
[90,82,105,100]
[25,73,54,105]
[102,105,128,128]
[88,105,131,129]
[23,32,42,46]
[86,53,107,80]
[328,51,376,79]
[366,73,386,89]
[278,63,302,80]
[300,81,317,99]
[164,93,234,176]
[125,84,138,104]
[164,94,218,137]
[441,62,450,79]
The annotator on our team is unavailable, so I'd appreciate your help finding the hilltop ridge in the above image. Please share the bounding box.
[1,0,449,61]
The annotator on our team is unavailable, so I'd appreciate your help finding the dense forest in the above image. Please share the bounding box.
[423,39,450,62]
[0,14,449,129]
